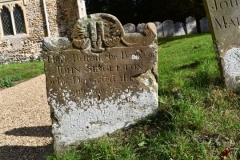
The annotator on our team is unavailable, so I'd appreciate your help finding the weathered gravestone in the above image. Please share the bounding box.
[123,23,136,33]
[162,20,174,37]
[200,17,210,33]
[204,0,240,89]
[154,21,164,38]
[186,16,198,34]
[174,22,186,36]
[43,13,158,154]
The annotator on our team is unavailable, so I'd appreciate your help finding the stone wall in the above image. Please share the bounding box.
[57,0,80,37]
[0,0,85,65]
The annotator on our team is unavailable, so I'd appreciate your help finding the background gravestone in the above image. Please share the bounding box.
[186,16,198,34]
[204,0,240,89]
[43,13,158,154]
[200,17,210,33]
[123,23,136,33]
[154,21,164,38]
[174,22,186,36]
[137,23,146,33]
[162,20,174,37]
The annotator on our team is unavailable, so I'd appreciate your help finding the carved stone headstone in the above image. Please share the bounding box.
[200,17,210,33]
[174,22,186,36]
[43,13,158,154]
[186,16,198,34]
[162,20,174,37]
[137,23,146,33]
[123,23,136,33]
[153,21,164,38]
[204,0,240,89]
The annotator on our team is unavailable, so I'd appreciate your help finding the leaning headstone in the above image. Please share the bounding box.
[200,17,210,33]
[123,23,136,33]
[204,0,240,89]
[174,22,186,36]
[162,20,174,37]
[186,16,198,34]
[153,21,164,38]
[137,23,145,33]
[43,13,158,154]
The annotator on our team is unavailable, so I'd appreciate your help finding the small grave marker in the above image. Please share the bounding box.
[174,22,186,36]
[186,16,198,34]
[154,21,164,38]
[124,23,136,33]
[137,23,146,33]
[200,17,210,33]
[162,20,174,37]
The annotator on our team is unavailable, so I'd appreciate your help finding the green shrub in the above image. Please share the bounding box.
[0,75,22,88]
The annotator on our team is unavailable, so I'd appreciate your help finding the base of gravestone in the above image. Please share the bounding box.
[223,48,240,90]
[50,69,158,155]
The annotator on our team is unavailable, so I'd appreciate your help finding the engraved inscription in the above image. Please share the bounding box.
[72,75,116,84]
[44,46,156,101]
[211,0,240,10]
[214,16,240,30]
[208,0,240,30]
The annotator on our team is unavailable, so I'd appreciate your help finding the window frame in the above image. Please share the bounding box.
[0,0,28,39]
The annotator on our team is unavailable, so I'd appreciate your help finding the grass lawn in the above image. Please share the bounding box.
[0,61,44,88]
[47,34,240,159]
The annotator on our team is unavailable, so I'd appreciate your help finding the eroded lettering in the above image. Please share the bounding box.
[72,54,101,62]
[57,66,81,74]
[211,0,240,10]
[72,75,116,84]
[214,16,240,30]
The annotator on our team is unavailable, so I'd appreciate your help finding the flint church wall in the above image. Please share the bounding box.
[0,0,84,65]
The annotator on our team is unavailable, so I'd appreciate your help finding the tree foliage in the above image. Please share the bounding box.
[85,0,206,25]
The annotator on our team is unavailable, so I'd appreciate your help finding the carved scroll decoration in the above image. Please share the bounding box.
[71,13,156,53]
[43,37,70,52]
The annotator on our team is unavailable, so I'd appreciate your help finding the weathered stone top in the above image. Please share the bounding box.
[43,13,158,104]
[204,0,240,56]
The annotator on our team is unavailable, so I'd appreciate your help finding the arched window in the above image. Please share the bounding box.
[0,2,28,37]
[13,5,26,34]
[1,6,13,35]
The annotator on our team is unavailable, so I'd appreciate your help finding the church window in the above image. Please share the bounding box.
[0,2,28,37]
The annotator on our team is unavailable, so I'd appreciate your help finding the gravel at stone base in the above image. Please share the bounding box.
[0,74,53,160]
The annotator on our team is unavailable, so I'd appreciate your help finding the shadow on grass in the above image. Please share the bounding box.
[175,60,201,70]
[117,109,174,140]
[158,33,210,46]
[188,70,224,88]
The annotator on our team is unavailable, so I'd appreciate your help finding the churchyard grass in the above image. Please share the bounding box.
[0,33,238,159]
[45,33,238,159]
[0,61,44,88]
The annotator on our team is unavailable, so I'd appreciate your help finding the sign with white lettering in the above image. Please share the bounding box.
[204,0,240,89]
[43,13,158,154]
